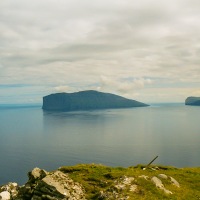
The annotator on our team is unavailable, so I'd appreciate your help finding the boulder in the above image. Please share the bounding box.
[151,176,164,189]
[32,171,85,199]
[158,174,168,180]
[170,176,180,187]
[16,168,85,200]
[151,176,172,194]
[0,191,10,200]
[28,167,48,180]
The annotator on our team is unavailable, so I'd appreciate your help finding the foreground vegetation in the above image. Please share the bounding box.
[59,164,200,200]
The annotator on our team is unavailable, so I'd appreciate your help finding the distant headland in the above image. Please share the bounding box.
[185,96,200,106]
[42,90,149,111]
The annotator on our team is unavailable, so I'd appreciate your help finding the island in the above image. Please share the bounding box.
[185,96,200,106]
[42,90,149,111]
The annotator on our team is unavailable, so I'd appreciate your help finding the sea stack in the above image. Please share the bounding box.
[42,90,149,111]
[185,97,200,106]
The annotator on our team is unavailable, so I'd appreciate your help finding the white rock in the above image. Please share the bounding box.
[115,184,126,190]
[0,191,10,200]
[123,177,134,185]
[151,176,172,194]
[151,176,164,189]
[130,184,137,192]
[30,167,47,179]
[163,188,173,194]
[158,174,168,179]
[170,176,180,187]
[11,183,18,187]
[138,175,149,180]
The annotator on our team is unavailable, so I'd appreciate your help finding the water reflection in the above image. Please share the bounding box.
[0,105,199,185]
[42,106,200,168]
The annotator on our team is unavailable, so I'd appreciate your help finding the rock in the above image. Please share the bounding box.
[151,176,164,189]
[29,167,48,180]
[115,176,135,191]
[162,188,173,195]
[0,191,10,200]
[97,190,129,200]
[0,182,19,199]
[151,176,172,194]
[16,168,85,200]
[98,191,109,199]
[185,97,200,106]
[114,183,126,191]
[138,175,149,180]
[170,176,180,187]
[0,166,182,199]
[35,171,85,199]
[158,174,168,179]
[130,184,138,192]
[0,168,85,200]
[42,90,149,111]
[122,176,135,185]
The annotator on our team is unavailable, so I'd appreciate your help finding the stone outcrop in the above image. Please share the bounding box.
[0,182,19,199]
[150,174,180,195]
[185,96,200,106]
[98,176,137,199]
[42,90,149,111]
[151,176,173,194]
[97,172,180,199]
[0,168,85,200]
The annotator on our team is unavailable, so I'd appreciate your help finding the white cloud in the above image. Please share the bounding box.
[98,76,153,97]
[0,0,200,103]
[53,85,74,93]
[191,89,200,97]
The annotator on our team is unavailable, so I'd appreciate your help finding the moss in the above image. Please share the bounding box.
[59,164,200,199]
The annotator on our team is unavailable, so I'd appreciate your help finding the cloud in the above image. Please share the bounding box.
[98,76,153,97]
[53,85,74,93]
[0,0,200,103]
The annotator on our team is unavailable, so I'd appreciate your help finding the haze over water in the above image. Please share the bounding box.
[0,104,199,185]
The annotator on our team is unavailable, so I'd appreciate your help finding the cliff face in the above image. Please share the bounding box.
[42,90,149,111]
[185,97,200,106]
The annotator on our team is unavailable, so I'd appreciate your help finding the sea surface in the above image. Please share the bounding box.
[0,103,199,185]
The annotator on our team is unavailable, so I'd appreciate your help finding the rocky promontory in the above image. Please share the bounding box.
[42,90,149,111]
[185,96,200,106]
[0,168,85,200]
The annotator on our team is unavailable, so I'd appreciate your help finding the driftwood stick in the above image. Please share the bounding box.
[145,156,158,169]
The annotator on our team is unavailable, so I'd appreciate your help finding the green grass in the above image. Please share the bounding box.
[59,164,200,200]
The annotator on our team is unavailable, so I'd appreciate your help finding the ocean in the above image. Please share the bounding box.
[0,103,199,185]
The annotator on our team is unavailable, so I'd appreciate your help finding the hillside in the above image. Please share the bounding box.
[42,90,149,111]
[0,164,199,199]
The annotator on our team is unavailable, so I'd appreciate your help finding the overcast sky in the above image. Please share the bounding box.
[1,0,200,104]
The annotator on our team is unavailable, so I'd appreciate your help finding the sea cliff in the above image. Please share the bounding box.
[42,90,149,111]
[185,96,200,106]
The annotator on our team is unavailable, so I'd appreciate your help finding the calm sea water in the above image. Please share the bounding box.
[0,104,199,185]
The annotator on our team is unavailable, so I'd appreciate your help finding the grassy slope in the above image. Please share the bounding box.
[59,164,200,200]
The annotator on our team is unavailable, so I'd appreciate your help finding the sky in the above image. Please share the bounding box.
[1,0,200,104]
